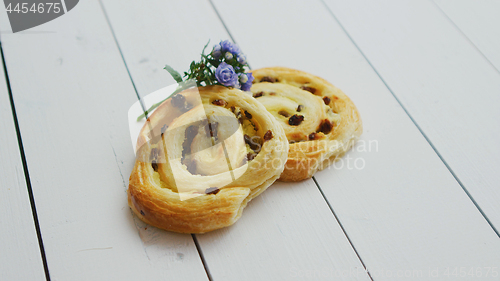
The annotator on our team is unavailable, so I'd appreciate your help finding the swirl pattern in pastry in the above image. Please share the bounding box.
[128,85,289,233]
[250,67,363,181]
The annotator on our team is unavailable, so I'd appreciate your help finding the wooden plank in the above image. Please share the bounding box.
[100,0,371,280]
[212,0,500,279]
[433,0,500,72]
[322,0,500,232]
[0,47,46,281]
[0,1,207,280]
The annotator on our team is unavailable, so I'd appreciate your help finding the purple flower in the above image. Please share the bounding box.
[240,73,254,92]
[215,62,240,87]
[220,40,241,56]
[212,44,222,60]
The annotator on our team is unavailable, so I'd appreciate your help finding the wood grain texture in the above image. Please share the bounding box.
[323,0,500,232]
[0,45,46,281]
[0,1,207,280]
[212,0,500,279]
[100,0,371,279]
[433,0,500,72]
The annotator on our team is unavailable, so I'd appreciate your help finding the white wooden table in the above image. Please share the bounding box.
[1,0,499,280]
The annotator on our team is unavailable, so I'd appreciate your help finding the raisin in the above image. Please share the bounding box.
[297,105,304,112]
[323,96,331,105]
[253,92,263,98]
[171,94,192,112]
[183,125,198,156]
[210,122,219,141]
[263,130,273,141]
[152,163,158,171]
[278,110,290,117]
[205,187,220,195]
[318,119,333,134]
[247,153,257,161]
[308,132,317,140]
[260,76,276,83]
[140,210,145,216]
[300,86,316,94]
[288,115,304,126]
[204,121,219,141]
[244,134,261,152]
[230,106,236,112]
[171,94,186,108]
[212,99,226,106]
[244,111,252,119]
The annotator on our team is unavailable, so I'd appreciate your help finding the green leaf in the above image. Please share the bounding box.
[163,64,183,83]
[201,39,210,56]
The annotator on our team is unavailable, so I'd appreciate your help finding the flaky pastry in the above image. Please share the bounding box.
[128,86,288,233]
[250,67,362,181]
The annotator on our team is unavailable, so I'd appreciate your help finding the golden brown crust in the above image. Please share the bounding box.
[128,86,288,233]
[251,67,363,181]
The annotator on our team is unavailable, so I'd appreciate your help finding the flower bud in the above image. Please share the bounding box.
[239,73,248,83]
[237,54,246,64]
[225,52,233,60]
[220,40,241,56]
[212,44,222,59]
[241,73,254,92]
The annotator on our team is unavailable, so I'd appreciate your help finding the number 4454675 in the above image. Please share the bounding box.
[6,3,62,14]
[443,267,498,278]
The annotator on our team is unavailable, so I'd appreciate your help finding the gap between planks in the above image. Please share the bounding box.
[206,0,375,278]
[0,42,51,280]
[429,0,500,76]
[97,1,213,280]
[318,0,500,238]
